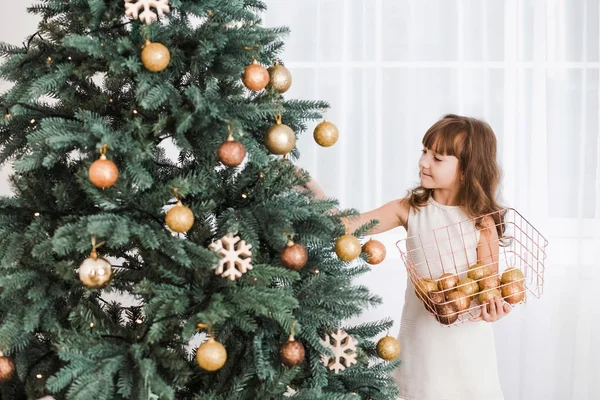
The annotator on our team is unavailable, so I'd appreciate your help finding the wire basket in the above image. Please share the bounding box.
[395,208,548,327]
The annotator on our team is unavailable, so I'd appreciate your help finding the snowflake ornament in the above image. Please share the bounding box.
[124,0,170,25]
[320,329,358,374]
[209,233,253,281]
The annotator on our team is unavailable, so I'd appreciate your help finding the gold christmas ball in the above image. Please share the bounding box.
[425,290,446,313]
[0,354,14,383]
[264,118,296,155]
[79,254,112,289]
[196,338,227,371]
[242,59,270,91]
[361,239,386,265]
[467,262,491,281]
[165,201,195,233]
[89,155,118,188]
[478,288,502,305]
[414,277,438,300]
[141,40,171,72]
[334,234,361,262]
[437,273,459,291]
[478,274,500,291]
[501,281,525,304]
[281,240,308,271]
[376,336,401,361]
[446,290,471,314]
[501,267,525,284]
[279,338,305,367]
[218,139,246,167]
[456,277,479,298]
[313,120,339,147]
[268,61,292,93]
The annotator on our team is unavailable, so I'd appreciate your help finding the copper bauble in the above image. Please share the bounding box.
[425,290,446,313]
[264,117,296,155]
[435,302,459,325]
[89,154,118,188]
[279,338,305,367]
[313,120,339,147]
[334,234,361,262]
[376,336,401,361]
[196,337,227,371]
[242,59,270,91]
[501,281,525,304]
[437,273,459,291]
[361,239,386,265]
[446,290,471,314]
[501,267,525,284]
[456,277,479,298]
[478,274,500,291]
[218,138,246,167]
[141,40,170,72]
[268,60,292,93]
[165,200,195,233]
[79,252,112,289]
[0,353,14,383]
[467,262,491,281]
[281,239,308,271]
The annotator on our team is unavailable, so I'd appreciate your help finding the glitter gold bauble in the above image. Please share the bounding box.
[196,337,227,371]
[361,238,386,265]
[501,281,525,304]
[279,337,305,367]
[334,234,361,262]
[268,60,292,93]
[313,120,339,147]
[79,251,113,289]
[280,239,308,271]
[89,154,118,188]
[141,40,171,72]
[376,336,401,361]
[242,59,270,91]
[264,116,296,155]
[165,200,195,233]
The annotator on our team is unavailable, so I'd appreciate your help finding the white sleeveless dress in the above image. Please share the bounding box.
[394,197,504,400]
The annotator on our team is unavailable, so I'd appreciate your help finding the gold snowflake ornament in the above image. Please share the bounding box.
[321,329,358,374]
[209,233,253,281]
[124,0,170,25]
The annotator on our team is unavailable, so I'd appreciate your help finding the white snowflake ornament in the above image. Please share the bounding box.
[124,0,170,25]
[321,329,358,374]
[209,233,253,281]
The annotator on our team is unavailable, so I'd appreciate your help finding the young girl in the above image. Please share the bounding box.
[305,114,510,400]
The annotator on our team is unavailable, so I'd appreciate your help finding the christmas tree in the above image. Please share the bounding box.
[0,1,400,399]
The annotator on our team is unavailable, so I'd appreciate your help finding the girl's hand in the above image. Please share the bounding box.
[469,297,512,322]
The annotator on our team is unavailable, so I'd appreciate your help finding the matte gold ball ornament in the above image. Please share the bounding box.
[335,234,361,262]
[279,321,305,367]
[165,189,195,233]
[79,237,112,289]
[0,351,14,383]
[89,144,118,188]
[280,237,308,271]
[196,337,227,371]
[242,58,270,91]
[361,238,386,265]
[376,335,401,361]
[264,115,296,155]
[268,60,292,93]
[313,119,339,147]
[141,39,171,72]
[218,126,246,167]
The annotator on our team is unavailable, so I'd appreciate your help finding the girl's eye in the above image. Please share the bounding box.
[421,149,427,154]
[434,157,442,162]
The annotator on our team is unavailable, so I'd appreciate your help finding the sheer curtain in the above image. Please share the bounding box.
[263,1,600,399]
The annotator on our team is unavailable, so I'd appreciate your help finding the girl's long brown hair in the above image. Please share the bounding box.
[408,114,506,238]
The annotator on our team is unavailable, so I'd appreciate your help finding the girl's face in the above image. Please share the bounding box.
[419,148,461,190]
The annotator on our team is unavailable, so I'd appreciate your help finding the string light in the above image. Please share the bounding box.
[89,323,94,328]
[30,119,36,125]
[36,374,43,379]
[136,319,143,324]
[314,269,320,274]
[34,212,40,217]
[132,109,138,114]
[241,193,248,199]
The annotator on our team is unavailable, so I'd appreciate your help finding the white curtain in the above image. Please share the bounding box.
[264,1,600,399]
